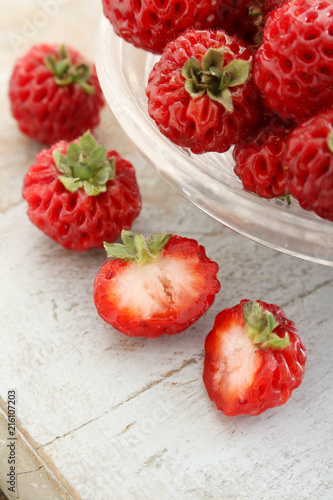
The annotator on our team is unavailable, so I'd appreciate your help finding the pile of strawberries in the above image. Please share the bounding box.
[104,0,333,221]
[7,2,310,417]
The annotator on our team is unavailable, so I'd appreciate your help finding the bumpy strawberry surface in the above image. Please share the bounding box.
[102,0,221,54]
[146,29,262,154]
[22,133,141,251]
[203,299,306,416]
[94,232,220,338]
[285,109,333,221]
[217,0,260,45]
[233,113,293,198]
[262,0,287,17]
[253,0,333,123]
[9,43,104,145]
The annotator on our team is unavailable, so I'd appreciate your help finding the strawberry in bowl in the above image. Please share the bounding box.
[203,300,306,416]
[22,131,141,251]
[253,0,333,124]
[146,29,262,154]
[102,0,222,54]
[233,112,294,198]
[285,109,333,221]
[93,231,220,338]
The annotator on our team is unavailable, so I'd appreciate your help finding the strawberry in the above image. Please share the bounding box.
[262,0,288,17]
[245,0,288,45]
[146,29,262,154]
[93,231,220,338]
[253,0,333,124]
[285,109,333,221]
[233,112,293,198]
[102,0,222,54]
[217,0,261,46]
[22,131,141,251]
[9,43,104,145]
[203,300,306,416]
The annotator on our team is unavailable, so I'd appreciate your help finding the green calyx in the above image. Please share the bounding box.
[327,132,333,153]
[243,301,290,350]
[44,44,94,94]
[276,193,291,205]
[104,230,171,266]
[181,48,251,113]
[53,131,115,196]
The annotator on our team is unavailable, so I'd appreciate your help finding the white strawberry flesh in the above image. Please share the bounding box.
[213,323,262,402]
[110,254,203,319]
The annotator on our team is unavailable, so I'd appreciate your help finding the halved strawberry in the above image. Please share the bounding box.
[93,231,220,338]
[203,300,306,416]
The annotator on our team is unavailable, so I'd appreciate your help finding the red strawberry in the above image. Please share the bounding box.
[245,0,288,44]
[253,0,333,124]
[22,131,141,251]
[285,109,333,221]
[217,0,261,46]
[233,112,293,198]
[262,0,288,17]
[102,0,221,54]
[203,300,306,416]
[146,29,262,154]
[93,231,220,338]
[9,43,104,145]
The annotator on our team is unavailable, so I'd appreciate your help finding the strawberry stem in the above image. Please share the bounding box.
[44,44,95,94]
[104,230,171,265]
[243,301,290,350]
[181,48,250,112]
[276,193,292,205]
[53,131,115,196]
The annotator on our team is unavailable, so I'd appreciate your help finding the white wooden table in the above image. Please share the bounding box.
[0,2,332,499]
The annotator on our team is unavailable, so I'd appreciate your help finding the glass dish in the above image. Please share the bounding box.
[95,16,333,266]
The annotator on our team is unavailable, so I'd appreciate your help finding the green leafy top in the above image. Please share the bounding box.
[53,131,115,196]
[104,230,171,266]
[243,301,290,350]
[44,44,95,94]
[181,48,250,113]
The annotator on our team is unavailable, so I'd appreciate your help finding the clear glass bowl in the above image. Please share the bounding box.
[95,16,333,266]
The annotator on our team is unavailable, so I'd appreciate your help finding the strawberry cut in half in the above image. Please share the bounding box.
[93,231,220,338]
[203,300,306,416]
